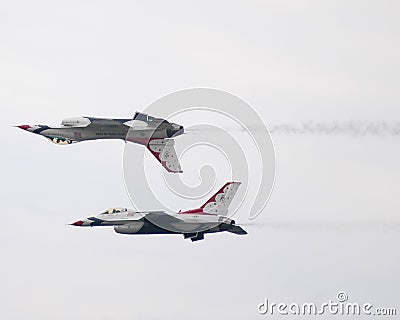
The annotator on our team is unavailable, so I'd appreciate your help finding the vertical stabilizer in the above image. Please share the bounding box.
[201,182,241,215]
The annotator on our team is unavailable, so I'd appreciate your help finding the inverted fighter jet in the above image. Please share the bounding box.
[16,112,184,173]
[70,182,247,242]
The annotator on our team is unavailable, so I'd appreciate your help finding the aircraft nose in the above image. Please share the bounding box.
[177,126,184,135]
[70,220,84,226]
[17,125,31,130]
[170,124,184,136]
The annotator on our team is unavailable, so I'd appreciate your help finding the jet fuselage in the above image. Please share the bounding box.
[70,182,247,242]
[71,208,245,242]
[17,113,184,172]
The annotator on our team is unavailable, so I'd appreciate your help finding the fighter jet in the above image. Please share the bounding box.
[70,182,247,242]
[16,112,184,173]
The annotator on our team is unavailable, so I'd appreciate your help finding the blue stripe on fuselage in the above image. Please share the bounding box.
[33,125,51,134]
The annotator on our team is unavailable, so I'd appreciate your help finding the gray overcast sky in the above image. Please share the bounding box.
[1,1,399,319]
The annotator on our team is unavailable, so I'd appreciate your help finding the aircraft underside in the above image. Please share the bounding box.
[114,219,246,242]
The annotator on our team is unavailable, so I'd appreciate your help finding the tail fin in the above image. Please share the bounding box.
[147,139,183,173]
[201,182,241,215]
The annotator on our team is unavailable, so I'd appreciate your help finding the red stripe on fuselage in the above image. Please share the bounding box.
[178,208,216,215]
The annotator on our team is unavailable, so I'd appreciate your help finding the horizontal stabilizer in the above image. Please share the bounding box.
[227,225,248,235]
[147,139,183,173]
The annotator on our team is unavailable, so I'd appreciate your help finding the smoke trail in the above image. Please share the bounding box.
[269,121,400,136]
[186,121,400,136]
[238,221,400,231]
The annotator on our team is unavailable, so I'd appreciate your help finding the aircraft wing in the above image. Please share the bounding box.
[144,211,184,223]
[147,139,183,173]
[83,117,132,127]
[144,211,186,232]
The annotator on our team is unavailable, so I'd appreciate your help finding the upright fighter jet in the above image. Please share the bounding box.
[70,182,247,242]
[16,112,184,173]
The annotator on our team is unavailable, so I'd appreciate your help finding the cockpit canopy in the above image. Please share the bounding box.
[61,117,91,127]
[101,207,128,215]
[133,112,166,124]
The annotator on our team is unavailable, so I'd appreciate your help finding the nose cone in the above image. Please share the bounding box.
[167,124,184,137]
[70,220,84,226]
[176,126,184,136]
[17,125,31,130]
